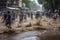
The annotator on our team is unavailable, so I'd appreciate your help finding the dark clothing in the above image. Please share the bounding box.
[31,13,33,19]
[19,13,24,22]
[59,11,60,17]
[35,13,40,19]
[5,13,12,28]
[27,13,30,17]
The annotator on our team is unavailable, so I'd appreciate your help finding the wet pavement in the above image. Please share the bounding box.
[0,30,60,40]
[0,31,44,40]
[0,17,60,40]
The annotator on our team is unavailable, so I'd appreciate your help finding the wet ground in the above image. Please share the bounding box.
[0,16,60,40]
[0,30,60,40]
[0,31,41,40]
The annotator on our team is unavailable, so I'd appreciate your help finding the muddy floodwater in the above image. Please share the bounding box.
[0,31,40,40]
[0,31,60,40]
[0,33,16,40]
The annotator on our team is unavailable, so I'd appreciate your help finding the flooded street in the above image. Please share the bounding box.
[0,15,60,40]
[0,31,42,40]
[0,0,60,40]
[0,33,14,40]
[0,30,60,40]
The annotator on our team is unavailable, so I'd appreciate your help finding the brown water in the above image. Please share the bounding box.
[0,33,16,40]
[0,31,60,40]
[0,31,40,40]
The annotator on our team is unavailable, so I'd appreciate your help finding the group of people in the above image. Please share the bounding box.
[0,10,32,29]
[43,9,60,20]
[0,11,18,29]
[19,11,34,23]
[0,9,60,29]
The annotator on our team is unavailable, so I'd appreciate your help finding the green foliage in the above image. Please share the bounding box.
[22,0,31,9]
[22,0,38,10]
[43,0,53,10]
[38,0,60,10]
[30,1,38,10]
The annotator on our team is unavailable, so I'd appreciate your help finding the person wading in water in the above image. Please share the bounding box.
[4,11,12,29]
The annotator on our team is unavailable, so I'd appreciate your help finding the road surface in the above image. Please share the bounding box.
[0,30,60,40]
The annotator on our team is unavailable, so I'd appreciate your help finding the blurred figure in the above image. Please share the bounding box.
[53,9,58,20]
[35,12,40,19]
[24,13,27,21]
[19,12,24,23]
[31,13,33,19]
[27,12,30,17]
[5,11,12,29]
[23,11,27,21]
[40,12,43,19]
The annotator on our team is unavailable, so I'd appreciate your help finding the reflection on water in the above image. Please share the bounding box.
[0,31,40,40]
[21,36,39,40]
[0,33,16,40]
[0,31,60,40]
[0,34,39,40]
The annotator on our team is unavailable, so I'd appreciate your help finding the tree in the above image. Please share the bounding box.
[22,0,39,10]
[43,0,54,10]
[30,1,39,10]
[22,0,31,9]
[38,0,60,10]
